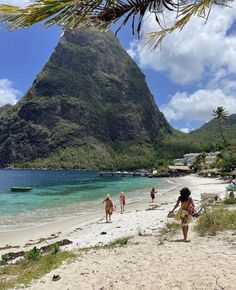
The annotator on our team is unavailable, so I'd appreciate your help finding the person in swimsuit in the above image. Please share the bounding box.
[170,187,195,242]
[103,194,113,223]
[119,191,126,213]
[150,187,157,202]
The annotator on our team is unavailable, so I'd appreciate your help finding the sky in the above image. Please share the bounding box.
[0,1,236,133]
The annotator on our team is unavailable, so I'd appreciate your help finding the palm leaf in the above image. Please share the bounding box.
[145,0,233,48]
[0,0,233,47]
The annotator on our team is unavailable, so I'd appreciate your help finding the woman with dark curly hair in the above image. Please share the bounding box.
[170,187,195,242]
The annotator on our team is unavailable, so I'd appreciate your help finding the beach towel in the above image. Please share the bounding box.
[175,208,182,221]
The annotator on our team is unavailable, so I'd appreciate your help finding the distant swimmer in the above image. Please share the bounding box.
[119,191,126,213]
[150,187,157,202]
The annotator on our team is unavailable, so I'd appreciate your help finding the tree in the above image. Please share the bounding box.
[0,0,232,49]
[190,152,206,172]
[213,106,229,148]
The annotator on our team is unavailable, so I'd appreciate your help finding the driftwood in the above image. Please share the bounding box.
[1,239,72,262]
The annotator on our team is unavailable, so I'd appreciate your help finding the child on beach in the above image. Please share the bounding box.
[103,194,114,223]
[150,187,157,202]
[119,191,126,213]
[169,187,195,242]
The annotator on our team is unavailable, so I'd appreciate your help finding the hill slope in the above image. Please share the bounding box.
[153,114,236,161]
[0,28,173,169]
[190,114,236,146]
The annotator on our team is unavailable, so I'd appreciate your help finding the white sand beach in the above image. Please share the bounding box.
[2,174,236,290]
[0,174,226,250]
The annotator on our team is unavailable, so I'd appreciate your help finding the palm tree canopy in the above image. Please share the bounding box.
[0,0,233,48]
[213,106,229,120]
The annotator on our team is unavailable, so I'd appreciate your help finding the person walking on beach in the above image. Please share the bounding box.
[119,191,126,213]
[169,187,195,242]
[103,194,114,223]
[150,187,157,202]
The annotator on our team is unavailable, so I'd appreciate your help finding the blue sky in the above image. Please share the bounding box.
[0,1,236,132]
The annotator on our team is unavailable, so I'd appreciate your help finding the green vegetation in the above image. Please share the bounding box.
[190,152,207,173]
[189,114,236,151]
[25,247,40,262]
[213,106,229,148]
[224,192,236,205]
[1,254,10,265]
[91,237,131,251]
[0,0,228,49]
[214,147,236,173]
[0,28,236,170]
[194,206,236,236]
[0,237,131,290]
[0,29,173,169]
[50,242,60,254]
[0,251,76,290]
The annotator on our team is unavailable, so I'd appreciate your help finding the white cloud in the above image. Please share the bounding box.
[128,5,236,85]
[0,0,32,6]
[0,79,20,107]
[179,128,191,133]
[127,5,236,130]
[161,89,236,122]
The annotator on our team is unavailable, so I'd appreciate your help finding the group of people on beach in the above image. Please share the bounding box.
[103,185,195,241]
[103,187,158,223]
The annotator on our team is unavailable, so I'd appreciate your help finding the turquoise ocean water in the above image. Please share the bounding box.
[0,169,175,231]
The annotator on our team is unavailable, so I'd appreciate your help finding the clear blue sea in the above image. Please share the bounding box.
[0,169,175,231]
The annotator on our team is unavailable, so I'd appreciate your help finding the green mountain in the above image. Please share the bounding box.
[0,28,173,169]
[190,114,236,144]
[158,114,236,159]
[1,29,235,169]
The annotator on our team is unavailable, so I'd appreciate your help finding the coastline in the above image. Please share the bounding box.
[0,174,227,252]
[2,174,235,290]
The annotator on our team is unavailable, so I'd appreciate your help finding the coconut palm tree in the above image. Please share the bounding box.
[0,0,232,49]
[213,106,229,148]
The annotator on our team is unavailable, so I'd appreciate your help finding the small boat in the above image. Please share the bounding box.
[225,185,236,191]
[11,187,33,192]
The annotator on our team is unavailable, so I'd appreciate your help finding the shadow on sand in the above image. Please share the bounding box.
[169,239,191,243]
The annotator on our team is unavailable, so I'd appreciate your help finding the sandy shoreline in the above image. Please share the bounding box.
[18,174,236,290]
[0,175,227,252]
[2,174,235,290]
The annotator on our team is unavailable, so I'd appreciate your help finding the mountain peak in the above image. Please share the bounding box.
[0,28,172,169]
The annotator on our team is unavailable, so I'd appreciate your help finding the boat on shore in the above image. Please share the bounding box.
[11,187,33,192]
[225,185,236,192]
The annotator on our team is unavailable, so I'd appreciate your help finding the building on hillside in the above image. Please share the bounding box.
[168,165,191,174]
[205,151,221,164]
[173,158,186,166]
[183,153,200,166]
[173,152,221,167]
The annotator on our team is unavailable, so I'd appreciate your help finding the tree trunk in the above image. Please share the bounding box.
[219,118,227,147]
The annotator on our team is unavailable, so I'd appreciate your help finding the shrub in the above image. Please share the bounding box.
[50,242,60,254]
[25,247,40,261]
[194,207,236,236]
[1,253,10,265]
[229,191,235,198]
[224,195,236,204]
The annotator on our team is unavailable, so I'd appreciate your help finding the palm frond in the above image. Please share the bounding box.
[0,0,233,47]
[213,106,229,119]
[0,0,182,32]
[144,0,224,49]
